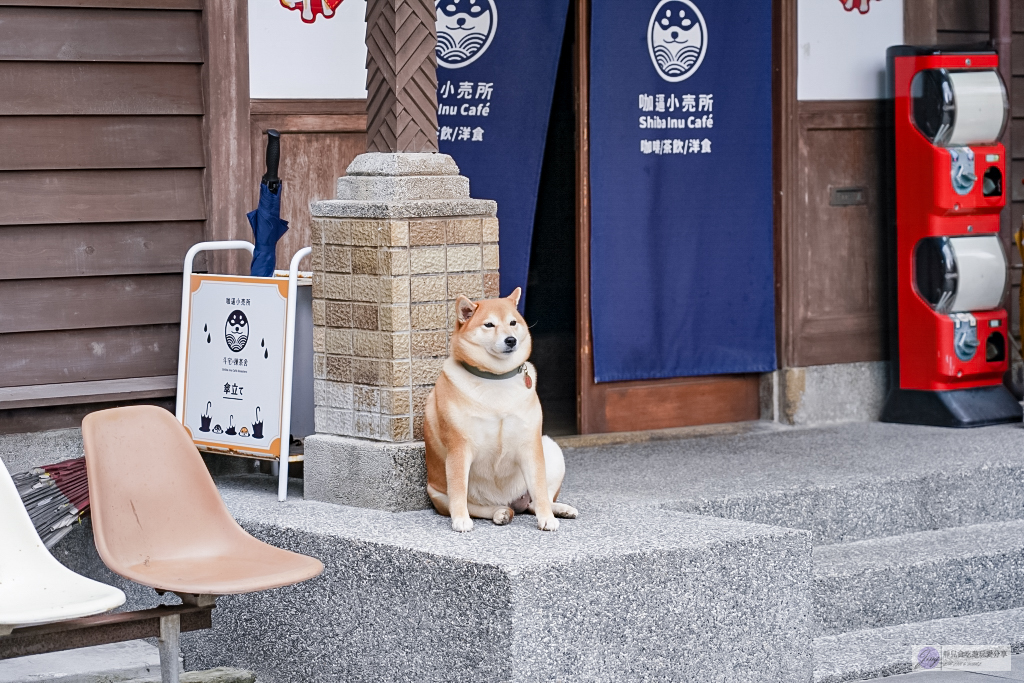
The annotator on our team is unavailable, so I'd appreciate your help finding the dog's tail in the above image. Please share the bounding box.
[541,435,562,461]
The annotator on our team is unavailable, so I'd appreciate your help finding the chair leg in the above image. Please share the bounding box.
[158,614,180,683]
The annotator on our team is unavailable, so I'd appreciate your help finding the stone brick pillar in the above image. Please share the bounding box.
[303,0,499,511]
[303,154,498,510]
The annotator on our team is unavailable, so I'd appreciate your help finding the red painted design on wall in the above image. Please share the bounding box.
[280,0,343,24]
[838,0,878,14]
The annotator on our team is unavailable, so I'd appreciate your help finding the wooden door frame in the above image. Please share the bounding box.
[573,0,762,435]
[201,0,252,276]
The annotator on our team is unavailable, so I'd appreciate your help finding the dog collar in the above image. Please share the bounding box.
[459,361,525,381]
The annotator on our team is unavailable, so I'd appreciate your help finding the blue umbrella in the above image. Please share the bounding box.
[248,129,289,277]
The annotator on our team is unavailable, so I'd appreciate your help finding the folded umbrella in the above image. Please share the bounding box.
[248,129,289,277]
[13,457,90,548]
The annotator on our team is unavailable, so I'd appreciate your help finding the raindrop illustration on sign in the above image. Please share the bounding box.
[204,324,208,332]
[207,333,211,343]
[264,349,269,359]
[261,339,265,347]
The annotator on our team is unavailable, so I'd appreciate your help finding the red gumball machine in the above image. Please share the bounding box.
[882,45,1022,427]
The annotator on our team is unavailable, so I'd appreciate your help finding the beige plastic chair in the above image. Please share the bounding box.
[82,405,323,595]
[82,405,323,683]
[0,463,125,636]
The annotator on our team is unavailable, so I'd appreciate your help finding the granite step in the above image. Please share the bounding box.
[812,607,1024,683]
[57,477,813,683]
[0,641,169,683]
[624,424,1024,545]
[813,519,1024,637]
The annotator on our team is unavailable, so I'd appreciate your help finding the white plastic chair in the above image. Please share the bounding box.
[0,463,125,636]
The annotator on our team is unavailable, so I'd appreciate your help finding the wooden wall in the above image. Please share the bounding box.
[786,100,887,366]
[936,0,1022,340]
[777,0,890,368]
[0,1,207,427]
[779,0,1018,368]
[248,99,366,271]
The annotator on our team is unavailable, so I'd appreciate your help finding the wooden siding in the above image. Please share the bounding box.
[0,1,206,415]
[936,1,1020,341]
[789,101,887,366]
[781,1,1017,368]
[247,100,367,273]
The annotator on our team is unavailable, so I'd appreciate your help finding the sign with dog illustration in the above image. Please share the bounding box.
[180,275,289,458]
[435,0,571,308]
[588,0,775,382]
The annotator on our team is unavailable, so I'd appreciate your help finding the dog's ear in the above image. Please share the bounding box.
[456,295,478,324]
[506,287,522,307]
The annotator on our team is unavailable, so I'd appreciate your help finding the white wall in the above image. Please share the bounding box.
[249,0,368,99]
[798,0,903,100]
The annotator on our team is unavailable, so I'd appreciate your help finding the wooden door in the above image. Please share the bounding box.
[572,0,761,434]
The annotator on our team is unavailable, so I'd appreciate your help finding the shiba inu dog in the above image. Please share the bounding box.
[424,288,578,532]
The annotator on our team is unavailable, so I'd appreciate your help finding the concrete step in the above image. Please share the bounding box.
[57,477,813,683]
[813,607,1024,683]
[568,422,1024,544]
[0,641,168,683]
[814,519,1024,636]
[124,669,255,683]
[46,421,1024,682]
[859,653,1024,682]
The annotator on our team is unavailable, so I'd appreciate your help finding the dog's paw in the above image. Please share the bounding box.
[492,508,514,525]
[551,503,578,519]
[451,516,474,533]
[536,515,560,531]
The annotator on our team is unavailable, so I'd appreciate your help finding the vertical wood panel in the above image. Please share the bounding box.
[776,0,799,369]
[249,102,367,274]
[791,102,886,366]
[202,0,252,277]
[906,0,938,44]
[936,0,987,32]
[576,0,596,432]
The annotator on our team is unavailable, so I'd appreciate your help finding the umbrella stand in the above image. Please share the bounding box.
[13,457,90,548]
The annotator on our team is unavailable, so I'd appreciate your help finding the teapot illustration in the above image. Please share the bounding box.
[199,401,212,432]
[212,424,223,434]
[225,415,237,436]
[252,407,264,440]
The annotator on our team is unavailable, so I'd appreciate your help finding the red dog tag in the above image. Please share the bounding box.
[524,374,532,389]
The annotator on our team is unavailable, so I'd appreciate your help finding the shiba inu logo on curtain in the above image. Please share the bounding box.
[647,0,707,83]
[280,0,342,24]
[838,0,877,14]
[435,0,497,69]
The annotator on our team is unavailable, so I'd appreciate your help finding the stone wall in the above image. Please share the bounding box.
[311,215,499,443]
